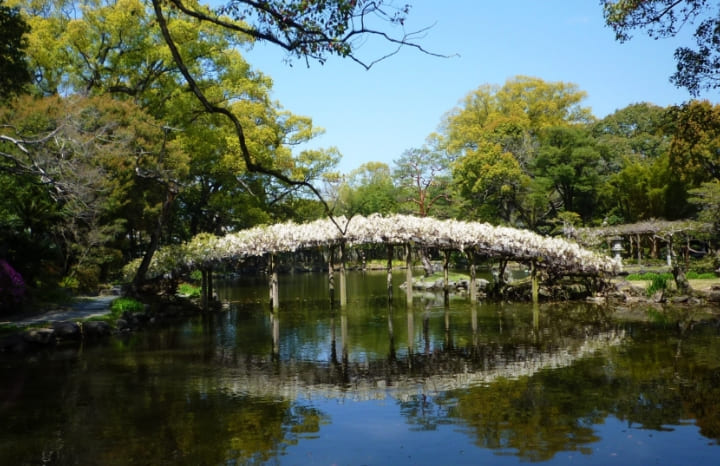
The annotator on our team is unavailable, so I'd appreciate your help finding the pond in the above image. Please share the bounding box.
[1,270,720,465]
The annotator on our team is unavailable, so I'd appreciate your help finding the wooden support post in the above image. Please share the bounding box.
[405,243,413,306]
[339,242,347,308]
[328,246,335,305]
[651,237,658,259]
[406,307,415,359]
[444,307,451,348]
[269,253,279,311]
[201,268,208,310]
[468,250,477,302]
[471,304,478,344]
[340,307,348,365]
[386,244,393,301]
[637,233,642,264]
[330,313,338,364]
[443,250,450,306]
[207,266,213,304]
[271,312,280,357]
[531,260,539,305]
[387,301,396,361]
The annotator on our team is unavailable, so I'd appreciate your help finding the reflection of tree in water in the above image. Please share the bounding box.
[396,318,720,461]
[612,319,720,442]
[399,394,454,432]
[0,352,330,465]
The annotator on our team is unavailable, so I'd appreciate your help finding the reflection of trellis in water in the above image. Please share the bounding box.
[209,328,625,402]
[132,214,621,307]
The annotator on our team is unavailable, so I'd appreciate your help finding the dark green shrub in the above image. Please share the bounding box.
[177,283,201,298]
[189,269,203,282]
[110,297,144,314]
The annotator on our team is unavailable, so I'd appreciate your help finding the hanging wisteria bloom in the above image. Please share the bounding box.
[125,215,621,280]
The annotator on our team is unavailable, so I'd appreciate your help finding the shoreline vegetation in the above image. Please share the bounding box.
[2,258,719,354]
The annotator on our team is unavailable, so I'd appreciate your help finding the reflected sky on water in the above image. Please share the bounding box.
[2,271,719,465]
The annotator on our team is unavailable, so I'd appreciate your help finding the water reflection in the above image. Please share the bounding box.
[1,271,719,465]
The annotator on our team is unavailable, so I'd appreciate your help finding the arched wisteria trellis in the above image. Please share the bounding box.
[125,214,621,307]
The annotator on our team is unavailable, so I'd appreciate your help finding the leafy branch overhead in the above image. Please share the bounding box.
[151,0,444,234]
[601,0,720,94]
[173,0,445,68]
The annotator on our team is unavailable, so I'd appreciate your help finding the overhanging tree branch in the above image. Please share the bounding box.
[152,0,445,237]
[152,0,348,233]
[166,0,450,69]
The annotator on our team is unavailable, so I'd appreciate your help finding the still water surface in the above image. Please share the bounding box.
[2,271,720,465]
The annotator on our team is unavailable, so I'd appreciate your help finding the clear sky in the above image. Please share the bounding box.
[241,0,719,174]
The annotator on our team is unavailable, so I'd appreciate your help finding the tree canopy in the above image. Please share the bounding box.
[0,0,31,99]
[2,1,720,303]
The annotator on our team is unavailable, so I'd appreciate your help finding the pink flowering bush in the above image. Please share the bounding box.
[0,259,26,313]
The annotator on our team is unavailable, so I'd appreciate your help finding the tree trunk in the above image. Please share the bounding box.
[132,189,176,291]
[420,246,433,277]
[467,251,477,302]
[672,264,692,295]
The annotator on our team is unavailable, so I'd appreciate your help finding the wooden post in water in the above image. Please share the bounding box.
[328,246,335,306]
[339,241,347,308]
[387,301,396,361]
[340,307,348,365]
[530,259,539,305]
[386,244,394,301]
[443,250,450,306]
[444,306,451,348]
[405,243,413,306]
[330,312,338,365]
[207,266,213,305]
[468,250,477,302]
[269,253,279,311]
[271,312,280,357]
[406,307,415,361]
[471,303,478,348]
[201,268,208,310]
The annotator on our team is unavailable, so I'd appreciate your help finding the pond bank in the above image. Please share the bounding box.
[3,271,720,354]
[0,294,202,353]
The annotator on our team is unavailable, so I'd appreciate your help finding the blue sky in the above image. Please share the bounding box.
[241,1,718,174]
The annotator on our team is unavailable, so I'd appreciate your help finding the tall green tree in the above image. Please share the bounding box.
[445,76,593,227]
[533,125,607,223]
[451,140,528,223]
[335,161,398,216]
[0,0,31,99]
[393,140,452,218]
[592,103,676,222]
[12,0,345,286]
[0,94,181,290]
[667,100,720,183]
[149,0,436,230]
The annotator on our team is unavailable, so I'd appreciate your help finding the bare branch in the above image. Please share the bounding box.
[166,0,451,69]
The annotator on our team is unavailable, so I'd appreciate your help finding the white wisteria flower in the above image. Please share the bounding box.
[126,215,621,279]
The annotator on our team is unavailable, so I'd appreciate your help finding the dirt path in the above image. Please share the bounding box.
[1,295,116,327]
